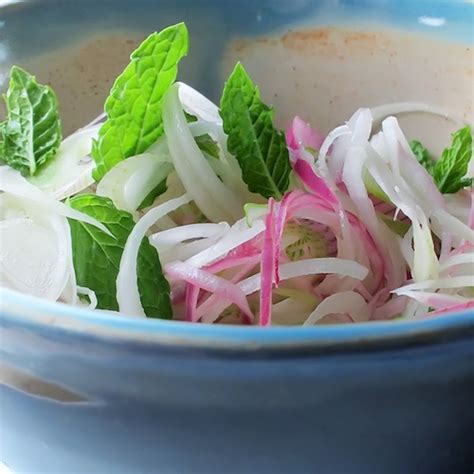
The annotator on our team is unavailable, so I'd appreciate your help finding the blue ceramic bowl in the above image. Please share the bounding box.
[1,1,473,473]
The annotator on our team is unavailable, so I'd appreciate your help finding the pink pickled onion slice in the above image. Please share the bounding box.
[286,117,338,205]
[292,159,338,205]
[426,300,474,316]
[273,196,290,285]
[166,261,253,323]
[260,199,276,326]
[286,116,325,153]
[372,295,408,320]
[470,189,474,230]
[205,255,260,275]
[185,283,200,322]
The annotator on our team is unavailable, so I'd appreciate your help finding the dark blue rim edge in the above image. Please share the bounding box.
[1,288,473,350]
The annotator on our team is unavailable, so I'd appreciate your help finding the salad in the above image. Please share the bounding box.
[0,23,473,326]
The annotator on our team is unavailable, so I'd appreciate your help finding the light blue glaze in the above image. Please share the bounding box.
[0,1,473,473]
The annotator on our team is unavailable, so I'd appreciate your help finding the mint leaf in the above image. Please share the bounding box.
[220,63,291,199]
[378,213,410,237]
[0,122,5,159]
[68,195,172,318]
[92,23,188,181]
[364,169,390,202]
[184,111,198,123]
[195,134,220,159]
[410,140,435,175]
[137,177,168,210]
[433,126,472,194]
[2,66,62,176]
[184,112,220,158]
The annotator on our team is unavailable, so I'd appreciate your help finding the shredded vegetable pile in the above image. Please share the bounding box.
[0,23,473,326]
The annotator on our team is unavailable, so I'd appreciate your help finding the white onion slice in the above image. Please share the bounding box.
[28,125,100,200]
[304,291,368,326]
[316,125,351,186]
[77,286,98,309]
[58,216,78,305]
[151,223,229,251]
[396,290,468,309]
[158,236,225,265]
[150,222,230,250]
[185,217,265,268]
[0,204,70,300]
[0,167,111,235]
[439,253,474,272]
[431,209,474,244]
[96,151,173,212]
[445,192,471,223]
[272,298,315,326]
[199,258,368,323]
[177,82,222,124]
[239,258,369,295]
[116,194,191,317]
[394,276,474,294]
[163,84,244,222]
[151,223,230,264]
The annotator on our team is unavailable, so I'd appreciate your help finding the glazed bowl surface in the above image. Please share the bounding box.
[0,1,473,473]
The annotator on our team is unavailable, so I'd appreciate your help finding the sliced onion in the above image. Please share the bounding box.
[163,84,243,222]
[0,198,71,300]
[427,300,474,316]
[151,223,229,251]
[198,258,368,324]
[316,125,351,187]
[431,209,474,244]
[394,276,474,294]
[28,125,100,200]
[286,116,325,154]
[151,223,230,264]
[58,216,78,305]
[341,141,404,289]
[77,286,98,309]
[304,291,368,326]
[0,167,111,235]
[381,117,445,210]
[185,217,265,269]
[166,261,253,323]
[239,258,368,296]
[439,252,474,272]
[291,159,338,205]
[396,291,469,309]
[272,297,316,326]
[372,295,408,320]
[96,151,173,212]
[348,108,373,144]
[177,82,222,124]
[185,283,200,322]
[158,237,225,265]
[259,199,276,326]
[444,191,471,224]
[411,211,439,282]
[116,194,191,317]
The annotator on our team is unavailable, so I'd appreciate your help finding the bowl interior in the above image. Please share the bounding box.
[0,0,473,340]
[1,0,472,151]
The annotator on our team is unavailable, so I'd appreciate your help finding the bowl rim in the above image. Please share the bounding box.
[1,1,473,352]
[1,288,473,350]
